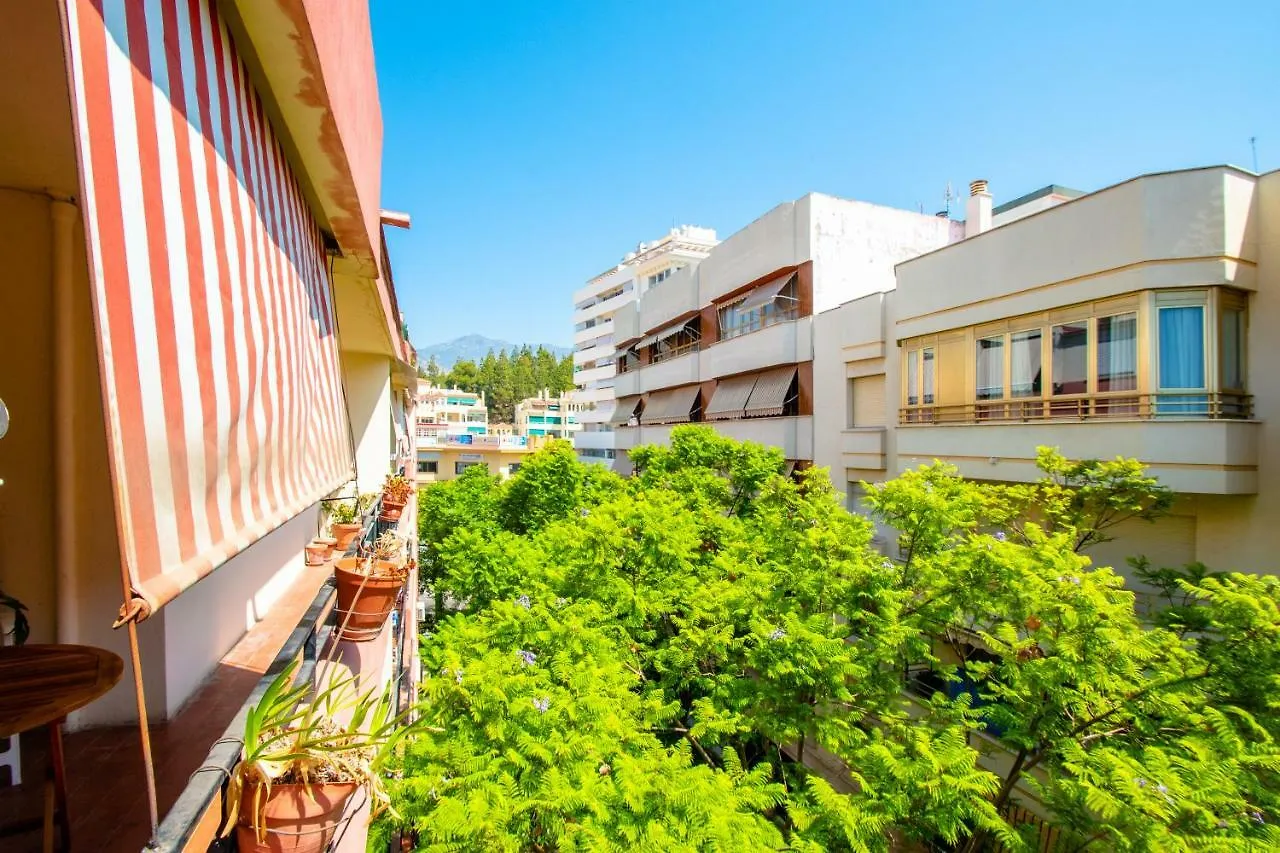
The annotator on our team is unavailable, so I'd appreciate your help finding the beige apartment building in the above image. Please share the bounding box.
[610,193,961,474]
[572,226,719,467]
[514,391,584,440]
[814,165,1276,578]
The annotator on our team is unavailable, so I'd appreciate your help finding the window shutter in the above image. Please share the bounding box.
[851,376,886,427]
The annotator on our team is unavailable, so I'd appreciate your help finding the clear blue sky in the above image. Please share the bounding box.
[372,0,1279,349]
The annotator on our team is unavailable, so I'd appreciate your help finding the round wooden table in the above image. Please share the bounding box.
[0,644,124,852]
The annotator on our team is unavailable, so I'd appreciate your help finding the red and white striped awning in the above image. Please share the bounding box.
[62,0,355,616]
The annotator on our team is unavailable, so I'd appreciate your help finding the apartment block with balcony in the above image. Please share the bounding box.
[414,381,489,440]
[611,193,961,474]
[515,390,583,439]
[0,2,419,850]
[815,167,1277,581]
[571,226,718,467]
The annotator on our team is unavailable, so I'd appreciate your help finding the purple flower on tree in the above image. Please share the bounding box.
[533,697,550,713]
[517,649,537,666]
[994,531,1007,541]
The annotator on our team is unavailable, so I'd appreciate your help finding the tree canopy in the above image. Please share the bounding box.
[422,345,576,422]
[385,428,1280,852]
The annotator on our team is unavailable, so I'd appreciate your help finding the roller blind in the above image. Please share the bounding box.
[62,0,355,615]
[851,376,887,427]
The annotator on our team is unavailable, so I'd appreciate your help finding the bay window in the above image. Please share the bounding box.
[899,287,1249,424]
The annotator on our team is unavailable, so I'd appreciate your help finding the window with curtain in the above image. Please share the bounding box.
[976,337,1004,400]
[906,349,919,405]
[1157,301,1207,415]
[922,348,935,404]
[1010,330,1042,397]
[1096,312,1138,416]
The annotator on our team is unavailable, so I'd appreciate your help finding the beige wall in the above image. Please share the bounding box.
[343,351,392,495]
[896,167,1258,340]
[416,446,531,482]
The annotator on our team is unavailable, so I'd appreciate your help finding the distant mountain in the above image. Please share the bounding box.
[416,334,572,370]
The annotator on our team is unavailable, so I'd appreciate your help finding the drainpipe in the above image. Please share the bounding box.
[51,197,79,646]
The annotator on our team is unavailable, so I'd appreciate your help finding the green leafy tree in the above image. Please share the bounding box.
[393,427,1280,852]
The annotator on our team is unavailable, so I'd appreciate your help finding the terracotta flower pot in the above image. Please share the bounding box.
[330,523,362,552]
[235,781,359,853]
[304,542,328,567]
[315,536,338,560]
[334,559,406,642]
[379,498,406,523]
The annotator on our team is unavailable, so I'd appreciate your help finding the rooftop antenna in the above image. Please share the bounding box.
[943,181,955,218]
[1250,136,1259,173]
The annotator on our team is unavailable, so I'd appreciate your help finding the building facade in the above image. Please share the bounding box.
[610,193,961,474]
[515,390,584,439]
[813,166,1277,583]
[571,226,718,467]
[414,382,489,440]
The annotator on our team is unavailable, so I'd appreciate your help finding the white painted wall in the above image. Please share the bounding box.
[808,193,958,314]
[159,504,319,717]
[343,351,392,495]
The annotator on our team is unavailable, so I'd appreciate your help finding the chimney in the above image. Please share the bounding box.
[965,179,992,238]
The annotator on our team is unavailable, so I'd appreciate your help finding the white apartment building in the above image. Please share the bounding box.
[414,381,489,442]
[572,226,718,467]
[609,193,961,474]
[813,166,1277,583]
[515,390,585,440]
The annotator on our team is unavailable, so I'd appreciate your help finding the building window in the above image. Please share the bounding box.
[1156,293,1207,415]
[417,460,438,474]
[455,461,487,475]
[903,346,934,422]
[508,463,522,475]
[976,336,1004,400]
[900,288,1249,424]
[717,275,798,341]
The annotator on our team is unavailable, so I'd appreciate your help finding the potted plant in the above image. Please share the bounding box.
[221,659,410,852]
[328,498,364,553]
[333,531,408,642]
[379,475,413,523]
[304,541,329,566]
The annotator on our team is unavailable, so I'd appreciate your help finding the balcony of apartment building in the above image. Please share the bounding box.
[570,284,635,325]
[895,288,1258,494]
[891,167,1269,496]
[613,358,814,461]
[573,426,617,451]
[573,362,617,388]
[573,317,614,347]
[573,338,616,367]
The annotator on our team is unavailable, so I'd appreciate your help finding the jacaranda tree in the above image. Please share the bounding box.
[382,431,1279,852]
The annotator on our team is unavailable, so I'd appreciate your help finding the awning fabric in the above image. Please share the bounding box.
[608,396,642,425]
[738,272,796,312]
[744,366,798,417]
[63,0,355,616]
[640,385,700,425]
[653,319,695,343]
[704,374,759,420]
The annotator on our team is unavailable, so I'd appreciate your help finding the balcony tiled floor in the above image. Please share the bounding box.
[0,565,333,852]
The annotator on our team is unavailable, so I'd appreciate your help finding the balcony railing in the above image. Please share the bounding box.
[899,392,1253,425]
[149,493,416,852]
